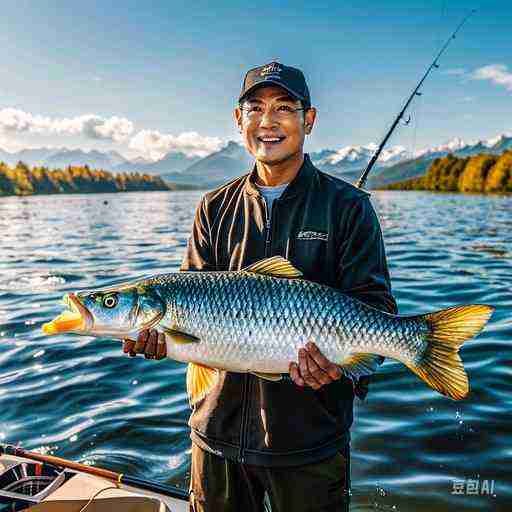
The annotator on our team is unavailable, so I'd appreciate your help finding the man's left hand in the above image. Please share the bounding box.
[289,341,343,390]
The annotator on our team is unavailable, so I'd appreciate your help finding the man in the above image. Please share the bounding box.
[123,61,397,511]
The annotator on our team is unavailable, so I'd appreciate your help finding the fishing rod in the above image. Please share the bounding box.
[356,8,476,189]
[0,444,189,501]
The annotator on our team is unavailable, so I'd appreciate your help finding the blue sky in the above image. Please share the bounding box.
[0,0,510,160]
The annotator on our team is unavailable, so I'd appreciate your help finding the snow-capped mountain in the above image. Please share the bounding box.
[114,151,200,174]
[1,131,510,188]
[369,133,512,187]
[0,146,197,175]
[415,134,512,160]
[162,141,253,185]
[0,147,130,170]
[310,144,409,179]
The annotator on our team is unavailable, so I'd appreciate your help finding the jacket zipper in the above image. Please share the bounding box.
[263,198,272,257]
[239,197,276,463]
[238,374,250,463]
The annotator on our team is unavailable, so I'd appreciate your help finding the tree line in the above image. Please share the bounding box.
[0,161,174,196]
[380,150,512,193]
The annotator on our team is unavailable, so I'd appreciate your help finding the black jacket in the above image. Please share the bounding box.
[180,154,398,466]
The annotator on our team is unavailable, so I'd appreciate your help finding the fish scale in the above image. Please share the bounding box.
[149,270,410,373]
[42,256,494,401]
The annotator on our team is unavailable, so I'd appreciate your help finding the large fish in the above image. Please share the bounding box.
[42,256,494,403]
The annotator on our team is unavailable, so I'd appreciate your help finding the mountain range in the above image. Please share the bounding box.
[1,132,511,189]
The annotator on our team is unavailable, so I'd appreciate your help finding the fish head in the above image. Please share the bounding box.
[42,283,165,338]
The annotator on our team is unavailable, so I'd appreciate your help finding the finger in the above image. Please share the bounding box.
[306,341,342,381]
[156,332,167,360]
[305,351,333,387]
[134,329,150,354]
[145,331,157,359]
[289,362,304,387]
[299,348,320,390]
[123,339,135,354]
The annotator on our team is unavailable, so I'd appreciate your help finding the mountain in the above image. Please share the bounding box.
[0,147,59,166]
[161,141,410,188]
[162,141,253,187]
[0,146,130,170]
[309,144,409,183]
[1,131,510,188]
[44,149,129,170]
[114,151,200,174]
[370,133,512,187]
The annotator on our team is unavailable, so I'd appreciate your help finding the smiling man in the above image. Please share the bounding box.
[124,61,397,511]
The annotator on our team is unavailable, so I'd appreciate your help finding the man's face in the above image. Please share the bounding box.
[234,85,316,165]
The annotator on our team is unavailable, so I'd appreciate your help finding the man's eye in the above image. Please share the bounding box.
[249,106,262,113]
[277,105,293,112]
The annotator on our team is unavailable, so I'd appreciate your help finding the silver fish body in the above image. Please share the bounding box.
[43,257,494,401]
[155,270,424,373]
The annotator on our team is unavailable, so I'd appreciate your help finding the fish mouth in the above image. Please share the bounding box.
[42,293,94,335]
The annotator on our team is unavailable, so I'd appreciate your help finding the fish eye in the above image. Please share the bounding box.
[102,294,118,309]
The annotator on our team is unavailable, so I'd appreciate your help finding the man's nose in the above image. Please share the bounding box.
[259,108,278,128]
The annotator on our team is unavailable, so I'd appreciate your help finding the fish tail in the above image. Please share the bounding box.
[406,304,494,400]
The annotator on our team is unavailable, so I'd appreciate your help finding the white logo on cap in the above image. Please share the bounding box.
[260,63,282,77]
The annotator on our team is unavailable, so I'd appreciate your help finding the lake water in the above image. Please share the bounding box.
[0,190,510,511]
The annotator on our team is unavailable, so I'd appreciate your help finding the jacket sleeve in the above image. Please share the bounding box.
[180,196,216,272]
[335,196,398,400]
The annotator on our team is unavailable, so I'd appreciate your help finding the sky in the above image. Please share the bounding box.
[0,0,510,161]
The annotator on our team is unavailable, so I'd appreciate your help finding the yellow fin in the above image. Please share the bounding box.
[162,327,200,344]
[250,371,283,382]
[339,353,382,381]
[186,363,219,406]
[243,256,302,279]
[406,304,494,400]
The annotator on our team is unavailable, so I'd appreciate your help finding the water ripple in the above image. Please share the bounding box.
[0,190,510,510]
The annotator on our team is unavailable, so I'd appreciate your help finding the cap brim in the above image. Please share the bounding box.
[239,80,305,103]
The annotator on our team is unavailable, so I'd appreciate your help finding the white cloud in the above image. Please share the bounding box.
[471,64,512,92]
[129,129,225,160]
[0,109,134,142]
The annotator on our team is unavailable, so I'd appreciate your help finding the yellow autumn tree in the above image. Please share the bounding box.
[484,150,512,192]
[458,154,498,193]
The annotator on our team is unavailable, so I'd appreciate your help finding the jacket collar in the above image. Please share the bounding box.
[244,153,316,200]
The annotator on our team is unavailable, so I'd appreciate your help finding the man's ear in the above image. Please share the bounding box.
[234,106,243,132]
[304,107,317,135]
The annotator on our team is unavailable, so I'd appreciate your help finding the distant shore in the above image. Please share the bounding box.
[377,150,512,194]
[0,161,202,196]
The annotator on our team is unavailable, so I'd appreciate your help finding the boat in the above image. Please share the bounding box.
[0,445,189,511]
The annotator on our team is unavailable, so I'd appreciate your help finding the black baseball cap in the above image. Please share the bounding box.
[239,61,311,108]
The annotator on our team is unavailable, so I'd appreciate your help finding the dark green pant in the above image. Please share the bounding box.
[189,443,351,512]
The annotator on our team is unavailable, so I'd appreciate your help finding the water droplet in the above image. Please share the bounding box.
[132,379,138,385]
[69,435,78,442]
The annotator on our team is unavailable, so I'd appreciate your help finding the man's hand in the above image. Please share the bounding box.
[289,341,342,390]
[123,329,167,360]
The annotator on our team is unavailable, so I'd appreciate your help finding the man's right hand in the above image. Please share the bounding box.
[123,329,167,360]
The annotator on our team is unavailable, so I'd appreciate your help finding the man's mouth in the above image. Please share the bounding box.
[257,136,285,146]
